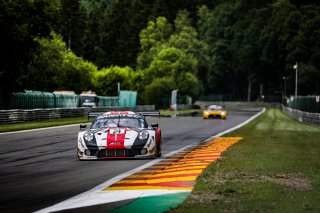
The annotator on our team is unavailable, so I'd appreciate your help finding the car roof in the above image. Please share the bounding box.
[208,105,224,109]
[97,111,144,119]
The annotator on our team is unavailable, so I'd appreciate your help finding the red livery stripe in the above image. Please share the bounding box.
[106,128,126,149]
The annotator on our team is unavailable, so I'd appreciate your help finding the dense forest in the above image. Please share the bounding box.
[0,0,319,107]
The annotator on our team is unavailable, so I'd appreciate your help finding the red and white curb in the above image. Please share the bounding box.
[35,108,265,213]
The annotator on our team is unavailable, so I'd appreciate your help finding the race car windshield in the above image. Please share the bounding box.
[208,105,224,110]
[92,117,145,129]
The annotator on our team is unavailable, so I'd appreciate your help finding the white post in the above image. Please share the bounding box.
[294,62,298,97]
[117,82,120,109]
[171,90,179,111]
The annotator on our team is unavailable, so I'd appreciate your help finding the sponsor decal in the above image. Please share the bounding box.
[78,138,85,148]
[106,128,126,149]
[110,111,129,115]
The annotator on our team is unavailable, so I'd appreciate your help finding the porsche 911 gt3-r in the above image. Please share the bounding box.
[77,111,161,160]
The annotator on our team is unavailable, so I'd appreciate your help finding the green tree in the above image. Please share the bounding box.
[27,32,97,94]
[137,12,207,104]
[287,5,320,94]
[58,0,87,56]
[92,66,134,96]
[143,77,175,108]
[259,0,301,96]
[82,1,108,66]
[177,72,201,98]
[0,0,59,95]
[57,50,97,93]
[146,47,197,79]
[137,16,173,70]
[197,3,236,96]
[99,0,154,68]
[229,6,272,100]
[27,32,66,92]
[169,10,209,89]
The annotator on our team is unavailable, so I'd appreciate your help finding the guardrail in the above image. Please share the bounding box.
[194,101,281,110]
[0,105,155,124]
[282,106,320,125]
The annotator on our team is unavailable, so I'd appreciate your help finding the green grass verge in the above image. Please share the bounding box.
[0,109,200,133]
[171,108,320,213]
[0,117,92,133]
[159,109,201,116]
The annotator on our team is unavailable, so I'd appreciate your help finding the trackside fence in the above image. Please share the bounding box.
[286,96,320,113]
[0,108,87,124]
[282,106,320,125]
[0,90,138,110]
[0,105,155,124]
[98,96,119,107]
[2,91,80,109]
[119,91,137,108]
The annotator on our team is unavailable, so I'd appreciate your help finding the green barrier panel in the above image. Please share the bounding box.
[53,93,79,108]
[6,91,78,109]
[1,90,140,109]
[287,96,320,113]
[98,96,119,107]
[119,91,137,108]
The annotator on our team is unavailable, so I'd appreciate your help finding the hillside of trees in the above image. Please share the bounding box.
[0,0,319,107]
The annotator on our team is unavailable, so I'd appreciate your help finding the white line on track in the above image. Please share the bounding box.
[0,123,87,135]
[34,108,265,213]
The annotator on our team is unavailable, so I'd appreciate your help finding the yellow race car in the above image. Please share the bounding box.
[203,105,227,119]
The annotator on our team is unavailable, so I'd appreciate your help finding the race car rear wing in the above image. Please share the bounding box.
[88,112,104,119]
[136,111,160,117]
[87,111,160,120]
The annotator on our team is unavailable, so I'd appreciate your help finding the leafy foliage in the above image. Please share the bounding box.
[136,12,207,106]
[1,0,320,108]
[27,33,97,94]
[92,66,134,96]
[0,0,59,94]
[198,0,320,99]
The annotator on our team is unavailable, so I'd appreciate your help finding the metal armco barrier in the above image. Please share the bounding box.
[0,108,88,124]
[0,105,155,124]
[282,106,320,125]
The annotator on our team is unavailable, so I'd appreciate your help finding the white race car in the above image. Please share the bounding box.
[77,111,161,160]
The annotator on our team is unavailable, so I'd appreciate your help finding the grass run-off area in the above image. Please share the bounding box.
[0,117,92,133]
[0,109,200,133]
[171,108,320,213]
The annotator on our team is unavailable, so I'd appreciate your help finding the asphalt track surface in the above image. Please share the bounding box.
[0,109,261,213]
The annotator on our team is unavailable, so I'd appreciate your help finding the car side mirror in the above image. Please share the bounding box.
[151,123,158,128]
[80,124,87,131]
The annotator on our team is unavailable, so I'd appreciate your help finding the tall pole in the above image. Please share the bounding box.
[117,82,120,109]
[294,62,298,97]
[283,76,286,105]
[283,77,286,97]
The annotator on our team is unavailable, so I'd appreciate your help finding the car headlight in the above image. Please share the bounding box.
[84,131,94,142]
[221,111,225,115]
[204,111,209,115]
[139,131,149,140]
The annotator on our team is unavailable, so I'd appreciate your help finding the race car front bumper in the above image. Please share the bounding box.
[78,147,156,160]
